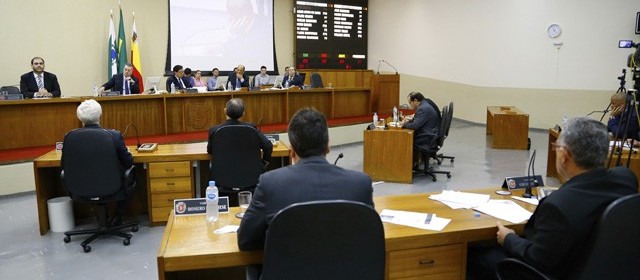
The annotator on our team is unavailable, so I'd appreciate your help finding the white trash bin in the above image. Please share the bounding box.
[47,197,75,232]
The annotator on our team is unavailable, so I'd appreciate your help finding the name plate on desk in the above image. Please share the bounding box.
[502,175,544,190]
[174,197,229,216]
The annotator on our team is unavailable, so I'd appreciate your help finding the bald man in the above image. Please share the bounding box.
[607,92,639,140]
[228,64,250,90]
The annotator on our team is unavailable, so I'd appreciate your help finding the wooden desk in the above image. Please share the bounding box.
[33,142,290,235]
[363,129,414,183]
[486,106,529,150]
[1,88,373,151]
[546,128,640,188]
[157,188,533,280]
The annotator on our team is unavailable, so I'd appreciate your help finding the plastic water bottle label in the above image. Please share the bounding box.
[207,192,217,200]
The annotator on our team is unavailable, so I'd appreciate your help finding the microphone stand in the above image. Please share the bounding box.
[381,60,398,75]
[122,123,142,149]
[334,153,344,165]
[523,150,536,198]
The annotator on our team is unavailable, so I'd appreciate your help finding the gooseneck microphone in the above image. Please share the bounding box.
[122,123,142,149]
[381,60,399,75]
[334,153,344,165]
[523,150,537,198]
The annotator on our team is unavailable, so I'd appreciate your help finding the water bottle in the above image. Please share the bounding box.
[92,82,99,97]
[373,112,379,127]
[393,106,398,123]
[170,82,176,93]
[284,80,289,89]
[227,81,232,91]
[205,180,219,222]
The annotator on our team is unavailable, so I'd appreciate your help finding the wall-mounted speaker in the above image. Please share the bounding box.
[636,12,640,34]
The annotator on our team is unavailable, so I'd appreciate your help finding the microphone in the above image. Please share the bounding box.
[122,123,142,149]
[523,150,537,198]
[381,60,398,75]
[586,108,610,117]
[376,60,382,74]
[334,153,344,165]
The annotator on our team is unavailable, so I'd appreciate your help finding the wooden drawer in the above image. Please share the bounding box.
[151,191,193,208]
[151,206,174,223]
[148,161,191,178]
[388,243,462,279]
[150,177,192,193]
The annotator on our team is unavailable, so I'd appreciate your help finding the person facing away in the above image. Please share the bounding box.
[237,107,374,251]
[228,64,250,89]
[281,66,303,88]
[61,99,135,226]
[607,92,639,140]
[254,65,270,87]
[100,63,140,94]
[165,65,187,91]
[400,91,439,152]
[20,56,61,98]
[206,68,220,91]
[467,117,637,280]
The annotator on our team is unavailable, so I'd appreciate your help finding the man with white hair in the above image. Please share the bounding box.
[62,99,134,225]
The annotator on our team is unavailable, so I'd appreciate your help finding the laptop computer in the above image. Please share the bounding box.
[272,76,284,88]
[214,76,229,91]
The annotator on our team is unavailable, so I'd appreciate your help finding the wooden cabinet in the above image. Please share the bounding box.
[388,244,463,279]
[147,161,194,224]
[486,106,529,150]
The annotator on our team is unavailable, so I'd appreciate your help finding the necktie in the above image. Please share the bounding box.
[124,78,130,94]
[37,75,44,89]
[179,78,185,89]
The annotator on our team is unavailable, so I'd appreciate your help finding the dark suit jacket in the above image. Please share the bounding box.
[282,74,304,87]
[165,75,187,90]
[227,73,250,89]
[503,167,637,279]
[20,71,61,98]
[607,107,639,140]
[402,99,439,151]
[102,74,140,94]
[61,124,133,170]
[237,155,374,250]
[207,119,273,163]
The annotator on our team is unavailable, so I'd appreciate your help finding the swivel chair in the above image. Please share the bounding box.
[210,125,266,206]
[61,128,138,253]
[261,200,385,280]
[496,193,640,280]
[415,105,452,181]
[310,72,323,88]
[435,101,455,164]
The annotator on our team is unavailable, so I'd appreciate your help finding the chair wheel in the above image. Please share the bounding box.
[123,238,130,246]
[447,174,452,178]
[64,235,71,243]
[83,245,91,253]
[132,226,138,232]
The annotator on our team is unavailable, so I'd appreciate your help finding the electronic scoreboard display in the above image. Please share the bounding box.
[294,0,368,70]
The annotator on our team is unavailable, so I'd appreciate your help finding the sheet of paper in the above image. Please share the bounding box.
[473,199,533,223]
[213,225,239,234]
[429,190,491,209]
[511,195,539,206]
[380,209,451,231]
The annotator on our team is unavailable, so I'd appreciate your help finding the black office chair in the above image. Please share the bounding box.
[416,105,452,181]
[261,200,385,280]
[60,128,138,253]
[1,85,20,95]
[210,125,265,206]
[310,72,323,88]
[435,101,455,164]
[496,193,640,280]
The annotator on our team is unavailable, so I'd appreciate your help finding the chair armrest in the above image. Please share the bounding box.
[124,165,137,195]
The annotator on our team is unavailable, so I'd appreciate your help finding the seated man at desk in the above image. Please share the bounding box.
[237,108,374,277]
[62,99,135,226]
[281,66,303,88]
[20,57,61,98]
[227,64,250,90]
[607,92,639,140]
[399,91,439,166]
[99,63,140,94]
[467,117,637,280]
[166,65,187,91]
[206,67,220,91]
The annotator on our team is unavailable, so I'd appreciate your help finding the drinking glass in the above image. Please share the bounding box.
[235,191,252,218]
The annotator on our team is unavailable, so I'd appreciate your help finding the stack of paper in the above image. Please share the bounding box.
[473,200,533,223]
[380,209,451,231]
[429,190,491,209]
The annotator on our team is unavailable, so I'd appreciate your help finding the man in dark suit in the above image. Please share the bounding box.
[165,65,187,91]
[237,108,374,278]
[400,91,439,153]
[607,92,639,140]
[20,57,61,98]
[281,66,304,88]
[62,99,135,226]
[99,63,140,94]
[467,117,637,280]
[227,64,250,90]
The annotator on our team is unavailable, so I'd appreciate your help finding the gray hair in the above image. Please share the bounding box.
[559,117,609,169]
[77,99,102,125]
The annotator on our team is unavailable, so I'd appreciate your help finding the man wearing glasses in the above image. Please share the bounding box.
[20,57,61,98]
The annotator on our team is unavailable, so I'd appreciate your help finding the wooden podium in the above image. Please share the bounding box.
[371,74,400,114]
